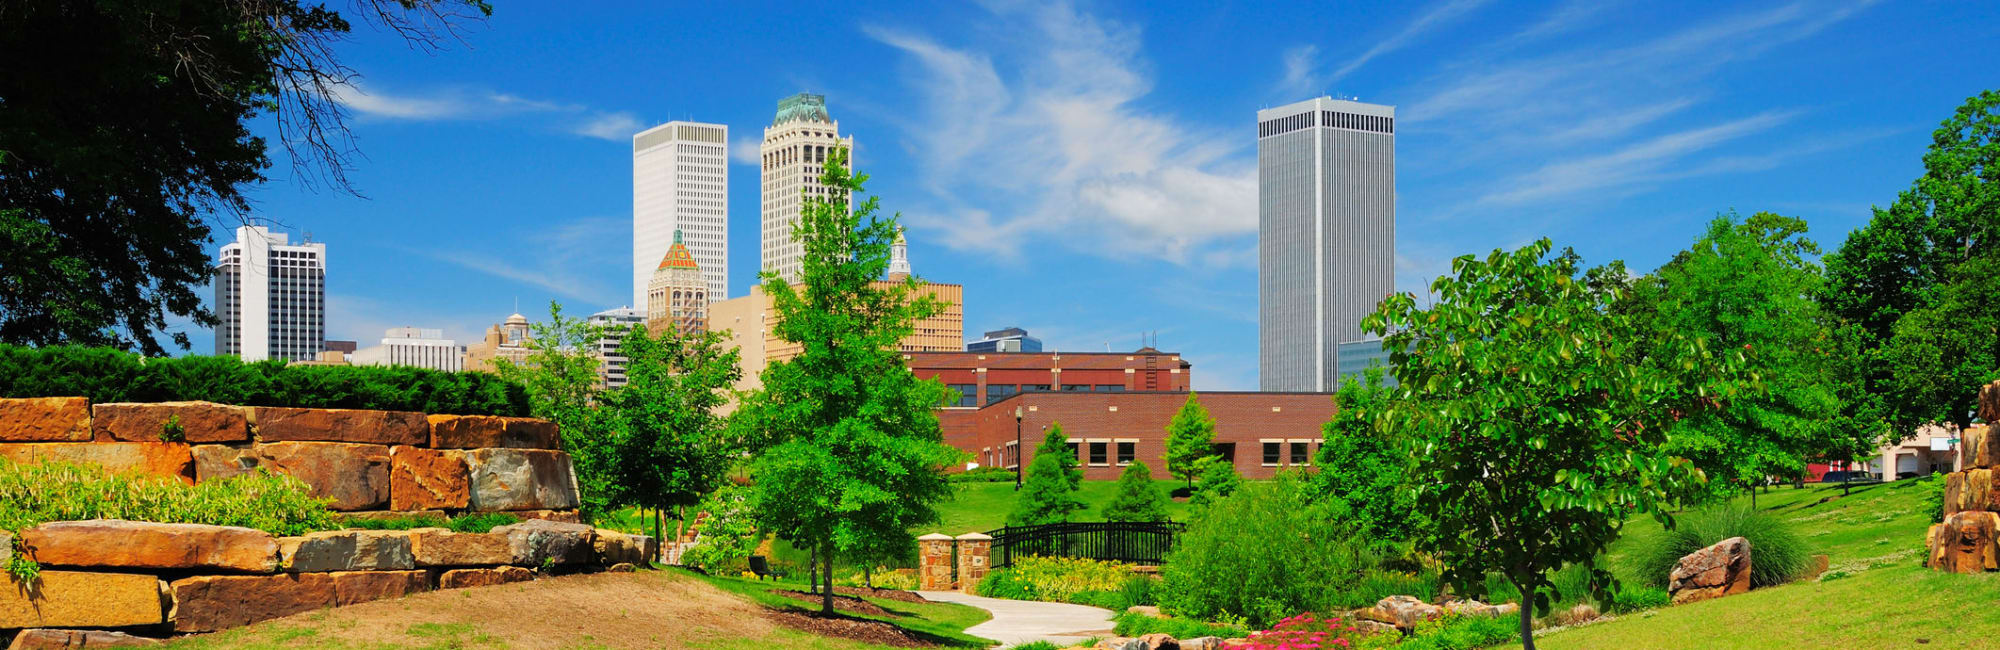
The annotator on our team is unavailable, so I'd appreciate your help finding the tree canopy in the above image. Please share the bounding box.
[1102,461,1169,523]
[1164,392,1218,487]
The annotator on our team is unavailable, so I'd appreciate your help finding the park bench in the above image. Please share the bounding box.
[748,555,785,581]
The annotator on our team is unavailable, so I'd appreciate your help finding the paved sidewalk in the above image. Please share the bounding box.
[917,591,1116,647]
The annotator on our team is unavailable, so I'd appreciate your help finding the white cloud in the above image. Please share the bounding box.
[1327,0,1492,82]
[730,135,763,166]
[1276,45,1320,98]
[573,112,644,141]
[868,2,1257,265]
[422,216,627,308]
[1480,110,1799,205]
[331,84,468,120]
[333,82,643,143]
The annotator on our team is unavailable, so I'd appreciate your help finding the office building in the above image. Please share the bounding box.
[1257,97,1395,392]
[1336,338,1398,388]
[711,280,962,399]
[646,230,709,336]
[911,348,1190,409]
[966,327,1043,353]
[351,327,463,372]
[214,225,326,362]
[634,121,729,304]
[588,307,647,389]
[760,93,854,284]
[939,390,1335,481]
[464,313,533,374]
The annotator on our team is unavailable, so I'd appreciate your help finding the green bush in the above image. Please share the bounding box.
[976,568,1035,600]
[1636,505,1810,589]
[0,344,528,415]
[445,512,521,534]
[1380,613,1516,650]
[1158,477,1375,627]
[1112,611,1248,639]
[1120,574,1156,607]
[1102,462,1169,522]
[1609,585,1671,613]
[1922,472,1947,523]
[1007,643,1060,650]
[338,511,519,533]
[991,555,1132,603]
[949,466,1017,483]
[0,460,339,538]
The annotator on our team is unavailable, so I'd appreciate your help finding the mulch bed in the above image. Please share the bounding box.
[763,609,939,648]
[833,585,926,604]
[775,590,897,617]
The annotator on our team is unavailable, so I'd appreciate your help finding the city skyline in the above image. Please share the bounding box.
[175,1,1994,390]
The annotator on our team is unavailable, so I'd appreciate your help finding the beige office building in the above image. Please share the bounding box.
[760,93,854,284]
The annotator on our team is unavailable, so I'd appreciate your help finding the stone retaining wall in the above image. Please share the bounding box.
[1928,381,2000,573]
[0,398,580,515]
[1,518,656,640]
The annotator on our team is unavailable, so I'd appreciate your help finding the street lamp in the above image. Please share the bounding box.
[1014,405,1024,490]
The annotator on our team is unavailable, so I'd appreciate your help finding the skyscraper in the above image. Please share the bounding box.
[646,229,708,335]
[1257,97,1395,392]
[587,307,647,390]
[760,93,854,284]
[633,121,729,305]
[215,225,326,362]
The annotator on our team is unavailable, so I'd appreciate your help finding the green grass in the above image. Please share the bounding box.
[930,479,1195,535]
[166,611,505,649]
[678,568,996,647]
[1521,478,1986,648]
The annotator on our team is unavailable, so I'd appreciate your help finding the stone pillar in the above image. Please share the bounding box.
[956,532,992,595]
[918,534,956,591]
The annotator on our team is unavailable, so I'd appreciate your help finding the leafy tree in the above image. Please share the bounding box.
[598,321,741,542]
[1033,422,1083,491]
[1363,240,1743,650]
[493,302,619,516]
[1164,392,1218,487]
[1310,366,1421,541]
[1187,456,1242,509]
[1880,254,2000,427]
[1007,452,1086,526]
[679,485,757,574]
[1102,462,1169,523]
[0,0,488,353]
[735,148,961,615]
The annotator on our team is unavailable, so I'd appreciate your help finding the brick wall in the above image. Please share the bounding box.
[945,391,1337,481]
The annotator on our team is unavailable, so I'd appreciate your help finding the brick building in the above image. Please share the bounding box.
[938,390,1338,481]
[907,348,1192,408]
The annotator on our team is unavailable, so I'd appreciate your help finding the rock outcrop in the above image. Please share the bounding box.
[1668,536,1753,604]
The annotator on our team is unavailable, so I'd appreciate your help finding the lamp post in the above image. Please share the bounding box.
[1014,405,1024,490]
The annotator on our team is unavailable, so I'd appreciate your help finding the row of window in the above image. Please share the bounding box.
[1256,110,1396,138]
[940,383,1128,407]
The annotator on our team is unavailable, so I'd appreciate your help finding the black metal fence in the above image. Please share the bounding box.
[985,521,1187,567]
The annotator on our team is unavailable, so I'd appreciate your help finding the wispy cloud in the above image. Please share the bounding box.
[422,216,626,308]
[1481,110,1799,205]
[1276,45,1320,98]
[730,135,763,166]
[572,112,643,141]
[331,84,470,120]
[333,81,643,142]
[1327,0,1492,82]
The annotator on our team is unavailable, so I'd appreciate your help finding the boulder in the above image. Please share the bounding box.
[1373,595,1443,629]
[390,446,470,510]
[92,402,247,443]
[0,442,192,482]
[1137,633,1179,650]
[1669,536,1754,604]
[169,573,335,633]
[437,566,535,589]
[0,397,91,442]
[1092,639,1146,650]
[1964,425,1999,471]
[1349,620,1400,636]
[22,520,278,573]
[0,571,169,628]
[493,518,597,566]
[330,570,431,606]
[593,529,652,565]
[511,509,583,524]
[428,415,560,450]
[278,530,414,572]
[337,509,448,523]
[1441,599,1515,619]
[195,442,390,510]
[5,629,161,648]
[1929,510,2000,573]
[1945,469,1997,516]
[466,448,580,511]
[251,407,427,445]
[408,528,514,567]
[1980,381,2000,423]
[1178,638,1224,650]
[1804,554,1831,580]
[1,530,11,567]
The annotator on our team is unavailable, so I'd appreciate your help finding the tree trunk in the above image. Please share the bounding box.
[808,546,819,593]
[1516,580,1537,650]
[864,565,874,590]
[821,543,836,616]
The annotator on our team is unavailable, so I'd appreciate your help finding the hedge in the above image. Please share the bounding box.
[0,344,529,416]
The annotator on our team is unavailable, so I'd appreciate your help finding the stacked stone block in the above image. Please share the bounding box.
[918,534,955,591]
[954,533,992,595]
[1928,381,2000,573]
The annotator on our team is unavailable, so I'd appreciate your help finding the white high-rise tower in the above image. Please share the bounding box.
[215,225,326,362]
[760,93,853,284]
[634,121,729,304]
[1257,97,1396,392]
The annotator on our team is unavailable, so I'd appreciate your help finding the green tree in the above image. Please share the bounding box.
[1310,366,1421,541]
[1187,456,1242,509]
[735,148,962,615]
[493,302,619,516]
[0,0,488,353]
[1007,452,1086,526]
[1033,422,1083,491]
[1102,462,1169,523]
[1880,254,2000,427]
[1164,392,1218,487]
[1363,240,1743,650]
[598,322,742,542]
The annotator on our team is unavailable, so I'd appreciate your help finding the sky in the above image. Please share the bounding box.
[186,0,1999,390]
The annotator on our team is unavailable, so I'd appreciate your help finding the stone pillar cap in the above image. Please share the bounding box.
[918,533,955,541]
[955,532,993,541]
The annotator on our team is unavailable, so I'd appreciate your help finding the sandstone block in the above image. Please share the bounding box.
[1136,633,1176,650]
[93,402,248,443]
[0,442,192,482]
[511,509,582,524]
[1929,510,2000,573]
[336,509,449,523]
[428,415,561,450]
[0,397,91,442]
[1964,425,1998,471]
[592,529,653,565]
[278,530,414,572]
[466,448,579,511]
[252,407,426,445]
[22,520,277,573]
[493,518,596,566]
[390,446,469,510]
[330,570,431,606]
[437,566,535,589]
[0,571,169,628]
[1669,536,1753,603]
[5,629,162,648]
[195,442,390,510]
[170,573,334,632]
[1945,469,1996,516]
[1372,595,1443,630]
[1981,381,2000,423]
[408,528,513,566]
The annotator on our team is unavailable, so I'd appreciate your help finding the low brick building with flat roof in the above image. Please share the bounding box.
[938,390,1338,481]
[908,348,1192,409]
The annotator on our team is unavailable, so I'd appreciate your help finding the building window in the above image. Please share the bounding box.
[1116,442,1136,466]
[1212,442,1236,464]
[1089,442,1109,466]
[1262,442,1281,466]
[1063,385,1092,391]
[987,384,1019,405]
[946,384,977,408]
[1024,384,1051,392]
[1066,441,1080,463]
[1290,442,1311,466]
[1095,385,1124,392]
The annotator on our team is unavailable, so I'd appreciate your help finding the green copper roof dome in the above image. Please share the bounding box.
[772,93,831,126]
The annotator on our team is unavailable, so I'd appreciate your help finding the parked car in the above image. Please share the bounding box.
[1820,470,1882,483]
[1897,471,1924,480]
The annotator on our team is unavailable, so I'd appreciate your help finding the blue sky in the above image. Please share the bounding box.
[190,0,1998,390]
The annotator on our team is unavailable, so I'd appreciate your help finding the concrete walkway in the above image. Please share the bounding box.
[918,591,1116,647]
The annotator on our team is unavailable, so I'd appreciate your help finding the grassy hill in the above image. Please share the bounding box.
[1525,477,2000,648]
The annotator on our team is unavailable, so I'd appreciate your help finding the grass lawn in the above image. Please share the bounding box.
[930,479,1196,534]
[1520,476,1998,648]
[683,570,995,647]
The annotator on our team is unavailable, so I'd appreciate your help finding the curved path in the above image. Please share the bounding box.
[917,591,1116,647]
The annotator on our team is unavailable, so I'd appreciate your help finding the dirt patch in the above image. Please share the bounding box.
[764,608,940,648]
[833,585,926,604]
[775,589,895,617]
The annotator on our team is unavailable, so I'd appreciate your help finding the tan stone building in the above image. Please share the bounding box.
[646,230,708,336]
[709,280,963,400]
[462,313,533,374]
